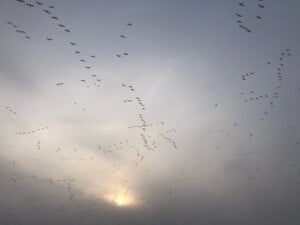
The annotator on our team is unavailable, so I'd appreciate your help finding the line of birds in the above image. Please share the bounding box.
[3,106,17,115]
[6,21,31,39]
[15,126,49,135]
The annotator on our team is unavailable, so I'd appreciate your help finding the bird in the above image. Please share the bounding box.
[25,36,30,39]
[85,66,91,69]
[80,59,85,62]
[238,2,244,7]
[256,16,262,20]
[36,1,43,5]
[16,0,25,2]
[123,52,128,56]
[43,9,51,14]
[258,4,265,8]
[127,23,132,26]
[116,54,121,58]
[46,37,53,41]
[90,55,96,58]
[16,30,26,33]
[49,5,54,9]
[235,13,242,17]
[70,42,76,45]
[75,51,81,54]
[51,16,58,20]
[238,24,251,32]
[64,29,70,32]
[58,24,65,28]
[26,3,35,7]
[120,35,126,38]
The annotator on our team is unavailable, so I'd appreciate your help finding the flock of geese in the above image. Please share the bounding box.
[4,0,179,163]
[1,0,299,218]
[239,48,293,121]
[235,0,266,33]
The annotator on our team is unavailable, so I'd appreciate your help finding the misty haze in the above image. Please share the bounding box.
[0,0,300,225]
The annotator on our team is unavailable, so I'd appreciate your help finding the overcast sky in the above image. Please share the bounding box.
[0,0,300,224]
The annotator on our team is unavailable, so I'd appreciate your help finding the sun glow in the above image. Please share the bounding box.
[103,191,137,207]
[114,194,133,206]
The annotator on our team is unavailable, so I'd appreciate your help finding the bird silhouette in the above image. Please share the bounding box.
[43,9,51,14]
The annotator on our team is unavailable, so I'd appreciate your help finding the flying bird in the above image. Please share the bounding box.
[256,16,262,20]
[127,23,132,26]
[46,37,53,41]
[238,24,251,32]
[123,52,128,56]
[235,13,242,17]
[43,9,51,14]
[26,3,35,7]
[36,1,43,5]
[116,54,121,58]
[64,29,70,32]
[258,4,265,8]
[238,2,244,7]
[70,42,76,45]
[75,51,81,54]
[51,16,58,20]
[120,35,126,38]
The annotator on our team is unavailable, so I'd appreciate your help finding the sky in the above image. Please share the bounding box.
[0,0,300,224]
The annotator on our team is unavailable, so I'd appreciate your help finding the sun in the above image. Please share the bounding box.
[103,191,137,207]
[114,195,132,206]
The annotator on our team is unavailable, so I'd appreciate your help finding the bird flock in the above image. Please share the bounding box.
[239,48,293,120]
[4,0,179,165]
[235,0,266,33]
[1,1,299,221]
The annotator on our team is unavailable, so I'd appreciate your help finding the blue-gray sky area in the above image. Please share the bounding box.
[0,0,300,224]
